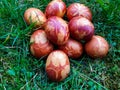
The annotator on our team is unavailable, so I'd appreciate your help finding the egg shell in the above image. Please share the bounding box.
[67,3,92,21]
[85,35,109,58]
[59,38,83,59]
[44,16,69,45]
[69,16,94,42]
[46,50,70,82]
[24,8,47,28]
[30,30,53,58]
[45,0,66,18]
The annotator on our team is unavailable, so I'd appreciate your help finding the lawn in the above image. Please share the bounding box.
[0,0,120,90]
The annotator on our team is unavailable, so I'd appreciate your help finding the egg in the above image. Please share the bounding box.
[24,8,47,28]
[59,38,83,59]
[30,30,53,58]
[85,35,109,58]
[67,3,92,21]
[44,16,69,45]
[45,50,70,82]
[69,16,94,42]
[45,0,66,18]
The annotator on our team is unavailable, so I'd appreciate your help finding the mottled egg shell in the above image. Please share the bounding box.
[59,38,83,59]
[45,0,66,18]
[30,30,53,58]
[67,3,92,21]
[44,16,69,45]
[69,16,94,42]
[85,35,109,58]
[24,8,47,28]
[45,50,70,82]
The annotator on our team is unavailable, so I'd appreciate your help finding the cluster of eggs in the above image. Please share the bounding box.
[24,0,109,82]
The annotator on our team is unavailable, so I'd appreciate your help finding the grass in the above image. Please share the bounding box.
[0,0,120,90]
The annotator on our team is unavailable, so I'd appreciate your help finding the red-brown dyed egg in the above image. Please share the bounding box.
[24,8,47,28]
[46,50,70,82]
[69,16,94,42]
[59,38,83,59]
[67,3,92,21]
[30,30,53,58]
[44,16,69,45]
[85,35,109,58]
[45,0,66,18]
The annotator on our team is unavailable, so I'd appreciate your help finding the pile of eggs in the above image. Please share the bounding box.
[24,0,109,82]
